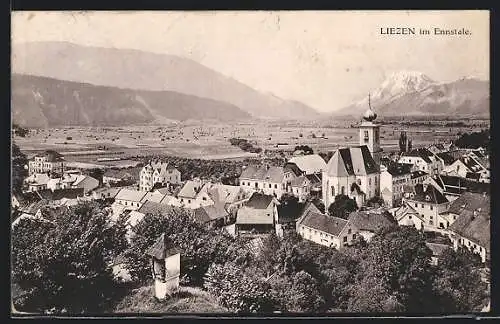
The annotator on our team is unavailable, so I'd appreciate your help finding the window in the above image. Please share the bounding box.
[348,228,352,234]
[415,203,418,207]
[269,184,272,188]
[188,200,191,204]
[421,204,424,208]
[202,197,207,201]
[409,215,412,219]
[353,234,357,239]
[274,184,278,189]
[364,130,369,141]
[429,220,433,225]
[341,186,345,195]
[331,186,335,196]
[369,178,372,186]
[181,198,184,202]
[343,236,348,242]
[357,179,361,185]
[430,205,433,210]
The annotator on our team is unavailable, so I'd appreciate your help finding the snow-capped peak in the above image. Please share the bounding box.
[371,70,436,101]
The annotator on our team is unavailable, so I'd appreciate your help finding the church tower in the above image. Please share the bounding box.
[359,94,382,165]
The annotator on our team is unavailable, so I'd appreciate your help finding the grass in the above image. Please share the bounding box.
[113,285,228,314]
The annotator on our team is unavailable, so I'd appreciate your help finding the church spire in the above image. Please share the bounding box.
[363,93,377,122]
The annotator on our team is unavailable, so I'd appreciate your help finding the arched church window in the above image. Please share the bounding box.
[341,186,345,195]
[331,186,335,197]
[357,179,361,185]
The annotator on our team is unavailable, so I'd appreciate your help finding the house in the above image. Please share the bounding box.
[392,202,425,230]
[138,200,181,216]
[289,176,311,202]
[28,150,65,176]
[92,187,121,200]
[347,208,398,242]
[305,173,322,197]
[426,242,451,265]
[296,209,357,249]
[428,143,448,155]
[197,183,250,214]
[380,162,412,208]
[24,173,50,192]
[424,174,471,202]
[71,175,99,194]
[239,165,295,199]
[435,152,457,167]
[322,145,380,209]
[235,193,280,237]
[169,180,212,209]
[443,155,489,183]
[192,203,231,229]
[103,169,135,186]
[398,148,444,176]
[139,160,181,192]
[11,190,41,210]
[447,203,490,263]
[286,154,327,175]
[402,183,450,232]
[115,189,148,210]
[277,201,319,237]
[409,170,428,185]
[439,192,489,232]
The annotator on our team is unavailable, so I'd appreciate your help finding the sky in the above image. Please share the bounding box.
[12,11,489,112]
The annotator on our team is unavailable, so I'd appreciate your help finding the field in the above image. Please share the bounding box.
[14,118,490,167]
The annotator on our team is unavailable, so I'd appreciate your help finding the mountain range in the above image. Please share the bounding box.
[333,71,489,118]
[12,41,322,124]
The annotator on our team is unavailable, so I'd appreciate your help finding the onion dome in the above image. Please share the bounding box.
[363,93,378,122]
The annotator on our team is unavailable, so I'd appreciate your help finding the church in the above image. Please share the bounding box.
[322,98,382,209]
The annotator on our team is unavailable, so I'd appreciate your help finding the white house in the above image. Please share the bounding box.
[114,189,148,210]
[392,201,426,230]
[289,176,311,203]
[28,150,65,176]
[347,208,398,242]
[399,148,444,176]
[24,173,50,192]
[296,209,358,249]
[235,192,281,237]
[286,154,327,175]
[71,175,99,194]
[239,165,295,199]
[402,184,450,232]
[439,192,489,231]
[139,160,181,192]
[443,155,489,183]
[380,162,412,208]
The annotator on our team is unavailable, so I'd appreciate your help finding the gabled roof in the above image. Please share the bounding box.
[287,154,327,175]
[436,152,456,166]
[73,175,98,186]
[277,201,309,224]
[407,184,449,204]
[192,204,229,224]
[305,173,322,186]
[401,148,434,163]
[466,172,481,181]
[245,192,276,210]
[348,208,397,232]
[299,210,348,237]
[411,171,428,179]
[384,162,412,177]
[446,192,489,215]
[236,206,275,225]
[115,189,148,202]
[177,180,203,199]
[394,202,424,222]
[159,195,176,205]
[13,191,42,208]
[145,233,179,260]
[138,201,179,216]
[140,191,166,204]
[326,146,379,177]
[37,188,85,200]
[460,156,483,173]
[200,183,243,204]
[448,207,490,249]
[92,187,121,199]
[240,165,289,183]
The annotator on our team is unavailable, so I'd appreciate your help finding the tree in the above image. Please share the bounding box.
[398,131,408,153]
[432,247,488,312]
[12,143,28,193]
[271,271,324,312]
[346,226,437,312]
[327,195,358,219]
[366,196,385,208]
[11,202,128,313]
[294,145,313,155]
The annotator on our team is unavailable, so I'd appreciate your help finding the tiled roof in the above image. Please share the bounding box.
[326,146,379,177]
[93,187,121,199]
[200,183,243,204]
[177,180,203,199]
[305,173,322,186]
[407,184,449,204]
[277,201,308,224]
[240,165,288,183]
[460,156,483,173]
[115,189,148,202]
[402,148,433,163]
[145,233,179,259]
[436,152,456,165]
[447,192,489,215]
[236,206,274,225]
[299,210,348,237]
[37,188,85,200]
[73,175,98,186]
[140,191,165,204]
[384,162,412,177]
[347,209,397,232]
[192,204,229,224]
[138,201,179,216]
[448,207,490,249]
[466,172,481,181]
[411,171,428,179]
[159,195,176,205]
[287,154,327,175]
[245,192,276,210]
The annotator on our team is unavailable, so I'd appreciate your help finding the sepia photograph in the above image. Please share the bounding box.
[10,10,490,315]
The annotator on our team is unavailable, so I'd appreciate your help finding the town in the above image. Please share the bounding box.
[11,102,491,314]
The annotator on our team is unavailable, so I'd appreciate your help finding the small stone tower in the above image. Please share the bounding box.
[145,233,180,300]
[359,94,382,165]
